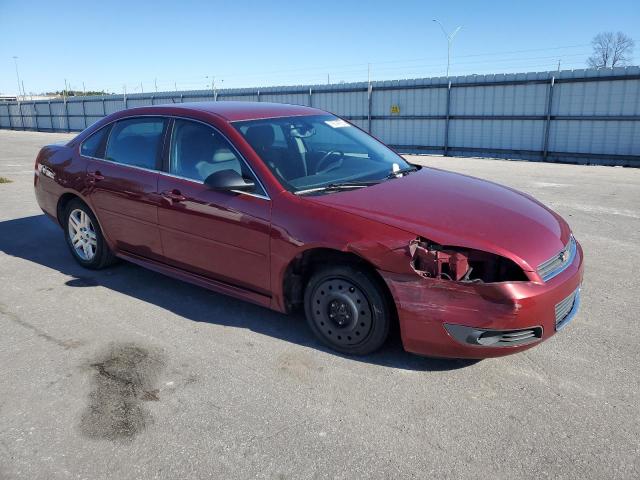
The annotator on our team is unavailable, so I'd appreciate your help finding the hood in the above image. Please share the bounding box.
[305,167,571,271]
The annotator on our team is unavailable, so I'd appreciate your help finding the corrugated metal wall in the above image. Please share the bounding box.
[1,67,639,166]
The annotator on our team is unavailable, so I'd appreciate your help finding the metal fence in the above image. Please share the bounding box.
[2,66,639,166]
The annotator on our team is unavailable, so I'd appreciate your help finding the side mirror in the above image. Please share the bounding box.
[204,169,255,192]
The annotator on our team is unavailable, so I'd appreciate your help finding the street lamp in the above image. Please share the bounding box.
[12,56,23,99]
[432,20,462,78]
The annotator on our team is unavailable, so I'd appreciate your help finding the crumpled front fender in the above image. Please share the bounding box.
[379,239,583,358]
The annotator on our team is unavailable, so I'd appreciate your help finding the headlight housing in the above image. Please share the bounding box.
[409,237,528,283]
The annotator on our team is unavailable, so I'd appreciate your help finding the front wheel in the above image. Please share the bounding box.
[304,265,391,355]
[64,199,116,269]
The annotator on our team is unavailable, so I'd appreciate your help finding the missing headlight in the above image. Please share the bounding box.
[409,238,528,283]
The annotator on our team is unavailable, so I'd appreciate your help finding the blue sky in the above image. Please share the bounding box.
[1,0,638,95]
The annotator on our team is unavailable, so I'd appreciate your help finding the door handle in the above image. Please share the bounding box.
[87,170,104,181]
[162,189,186,202]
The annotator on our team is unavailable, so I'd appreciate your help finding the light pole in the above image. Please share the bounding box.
[12,56,23,99]
[432,19,462,77]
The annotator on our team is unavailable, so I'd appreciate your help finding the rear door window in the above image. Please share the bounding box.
[105,117,166,170]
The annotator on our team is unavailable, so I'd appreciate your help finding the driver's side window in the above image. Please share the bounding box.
[169,119,266,195]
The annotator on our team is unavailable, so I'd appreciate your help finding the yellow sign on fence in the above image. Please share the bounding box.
[390,105,400,114]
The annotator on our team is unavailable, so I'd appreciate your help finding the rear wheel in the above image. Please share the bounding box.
[304,264,391,355]
[64,199,115,269]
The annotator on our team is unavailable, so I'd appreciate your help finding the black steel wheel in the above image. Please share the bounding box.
[304,264,391,355]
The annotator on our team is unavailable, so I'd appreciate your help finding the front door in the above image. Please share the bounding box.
[157,118,271,294]
[84,116,167,260]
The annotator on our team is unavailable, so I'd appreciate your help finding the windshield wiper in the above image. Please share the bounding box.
[295,180,381,196]
[386,166,418,179]
[295,168,418,195]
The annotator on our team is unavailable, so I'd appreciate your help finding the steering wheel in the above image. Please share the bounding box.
[315,150,344,174]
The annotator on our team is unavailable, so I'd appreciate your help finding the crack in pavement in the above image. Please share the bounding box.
[0,302,85,350]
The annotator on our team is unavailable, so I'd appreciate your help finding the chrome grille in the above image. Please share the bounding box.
[499,329,538,343]
[555,288,580,330]
[538,235,576,282]
[477,328,542,346]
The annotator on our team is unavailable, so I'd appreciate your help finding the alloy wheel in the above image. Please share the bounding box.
[68,208,98,261]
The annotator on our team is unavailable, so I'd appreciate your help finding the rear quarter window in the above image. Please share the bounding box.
[80,126,109,158]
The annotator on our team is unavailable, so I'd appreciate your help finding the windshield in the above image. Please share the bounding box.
[233,115,412,193]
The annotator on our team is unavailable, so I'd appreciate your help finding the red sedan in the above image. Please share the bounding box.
[33,102,583,358]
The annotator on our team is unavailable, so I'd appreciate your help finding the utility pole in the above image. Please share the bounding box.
[140,82,144,94]
[12,56,23,99]
[557,59,561,71]
[327,73,330,85]
[174,82,178,92]
[83,81,86,96]
[367,63,371,84]
[154,78,158,92]
[63,78,69,101]
[432,19,462,77]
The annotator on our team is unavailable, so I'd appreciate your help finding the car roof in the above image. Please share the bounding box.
[144,101,326,122]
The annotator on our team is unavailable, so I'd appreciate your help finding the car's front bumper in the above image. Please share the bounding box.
[381,241,584,359]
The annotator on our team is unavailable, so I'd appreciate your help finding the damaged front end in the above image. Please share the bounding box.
[379,237,553,357]
[408,238,529,283]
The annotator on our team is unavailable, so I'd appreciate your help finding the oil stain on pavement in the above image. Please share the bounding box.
[80,343,165,441]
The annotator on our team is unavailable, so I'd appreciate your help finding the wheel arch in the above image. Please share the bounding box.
[56,193,112,249]
[56,192,84,226]
[281,247,397,322]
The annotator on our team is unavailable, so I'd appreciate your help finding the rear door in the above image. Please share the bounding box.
[157,118,271,294]
[84,117,167,260]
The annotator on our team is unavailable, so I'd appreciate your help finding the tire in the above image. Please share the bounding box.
[63,199,116,269]
[304,264,391,355]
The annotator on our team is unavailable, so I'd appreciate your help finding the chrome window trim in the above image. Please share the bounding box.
[76,113,271,201]
[84,155,162,175]
[538,235,577,282]
[158,171,271,201]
